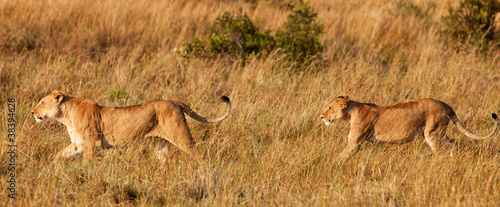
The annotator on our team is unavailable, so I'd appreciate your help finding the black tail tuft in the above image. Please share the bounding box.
[221,96,230,103]
[493,113,498,120]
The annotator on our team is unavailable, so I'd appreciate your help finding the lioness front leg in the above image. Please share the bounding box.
[54,143,84,162]
[339,130,365,160]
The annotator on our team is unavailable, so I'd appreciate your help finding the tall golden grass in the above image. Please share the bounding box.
[1,0,499,205]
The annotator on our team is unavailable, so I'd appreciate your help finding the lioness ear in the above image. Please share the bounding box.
[339,96,349,109]
[336,96,349,101]
[52,90,65,103]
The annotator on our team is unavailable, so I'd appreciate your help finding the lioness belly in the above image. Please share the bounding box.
[372,129,422,143]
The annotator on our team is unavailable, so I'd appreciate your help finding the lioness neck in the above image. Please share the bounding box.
[343,100,363,121]
[344,101,378,123]
[55,97,81,126]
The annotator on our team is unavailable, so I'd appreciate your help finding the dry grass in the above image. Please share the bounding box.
[1,0,500,205]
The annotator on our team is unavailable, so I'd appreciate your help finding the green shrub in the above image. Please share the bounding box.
[276,0,324,62]
[211,10,275,60]
[443,0,500,52]
[107,87,128,103]
[178,9,274,61]
[177,1,323,64]
[177,38,206,58]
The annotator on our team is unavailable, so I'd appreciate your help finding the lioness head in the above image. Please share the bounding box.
[320,96,349,126]
[32,91,65,122]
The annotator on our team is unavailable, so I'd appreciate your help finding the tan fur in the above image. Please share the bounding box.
[32,90,231,162]
[320,96,499,160]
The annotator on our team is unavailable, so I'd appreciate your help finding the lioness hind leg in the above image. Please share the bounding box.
[156,108,204,161]
[424,127,454,156]
[423,132,438,152]
[442,135,457,157]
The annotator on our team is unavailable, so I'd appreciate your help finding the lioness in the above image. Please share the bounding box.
[320,96,499,159]
[32,90,231,162]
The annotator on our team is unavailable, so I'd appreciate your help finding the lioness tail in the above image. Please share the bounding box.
[177,96,231,123]
[451,112,499,140]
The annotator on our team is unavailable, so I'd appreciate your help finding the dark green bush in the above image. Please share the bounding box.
[177,1,323,64]
[177,9,274,61]
[212,10,275,59]
[178,38,206,58]
[443,0,500,52]
[276,0,324,62]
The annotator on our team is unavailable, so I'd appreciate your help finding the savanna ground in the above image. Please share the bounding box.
[1,0,500,206]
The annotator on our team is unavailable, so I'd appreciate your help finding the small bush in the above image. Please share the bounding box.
[213,10,275,59]
[276,0,324,62]
[177,0,323,64]
[107,87,128,103]
[177,9,274,61]
[443,0,500,52]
